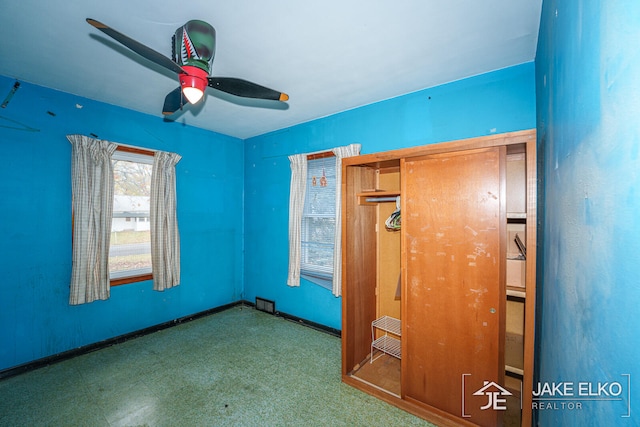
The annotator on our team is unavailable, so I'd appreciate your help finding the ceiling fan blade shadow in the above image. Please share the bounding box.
[162,87,185,116]
[162,88,207,121]
[208,77,288,102]
[87,18,184,75]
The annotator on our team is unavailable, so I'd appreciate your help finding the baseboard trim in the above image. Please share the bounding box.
[1,300,341,380]
[0,301,241,380]
[240,300,341,338]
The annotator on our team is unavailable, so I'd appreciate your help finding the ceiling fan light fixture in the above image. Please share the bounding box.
[182,85,204,104]
[179,66,208,104]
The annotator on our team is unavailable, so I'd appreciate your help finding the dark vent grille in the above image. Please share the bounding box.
[255,297,275,314]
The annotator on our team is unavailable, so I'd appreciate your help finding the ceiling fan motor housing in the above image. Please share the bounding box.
[179,66,208,95]
[172,20,216,74]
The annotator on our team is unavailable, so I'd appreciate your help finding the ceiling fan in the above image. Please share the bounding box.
[86,18,289,115]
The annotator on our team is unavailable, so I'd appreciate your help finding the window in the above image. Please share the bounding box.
[110,148,154,285]
[287,143,358,296]
[300,154,336,289]
[68,134,182,304]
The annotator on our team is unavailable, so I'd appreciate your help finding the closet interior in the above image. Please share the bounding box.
[341,130,536,427]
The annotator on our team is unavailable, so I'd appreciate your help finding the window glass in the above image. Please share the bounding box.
[301,156,336,286]
[110,151,153,280]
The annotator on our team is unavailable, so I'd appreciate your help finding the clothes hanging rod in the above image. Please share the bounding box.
[365,196,399,203]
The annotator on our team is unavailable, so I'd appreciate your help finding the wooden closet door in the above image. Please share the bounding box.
[402,147,505,427]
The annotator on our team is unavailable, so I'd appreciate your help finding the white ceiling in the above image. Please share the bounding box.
[0,0,542,140]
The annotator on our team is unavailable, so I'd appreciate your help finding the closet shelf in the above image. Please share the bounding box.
[372,335,402,360]
[506,364,524,376]
[372,315,401,335]
[507,212,527,220]
[507,287,526,299]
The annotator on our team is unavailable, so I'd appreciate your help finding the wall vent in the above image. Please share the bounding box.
[255,297,276,315]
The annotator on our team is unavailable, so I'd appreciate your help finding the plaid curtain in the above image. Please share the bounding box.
[150,151,182,291]
[67,134,117,305]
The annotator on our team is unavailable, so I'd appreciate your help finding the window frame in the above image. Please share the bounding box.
[300,151,336,289]
[110,145,155,287]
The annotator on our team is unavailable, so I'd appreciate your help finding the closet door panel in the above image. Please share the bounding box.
[402,147,505,427]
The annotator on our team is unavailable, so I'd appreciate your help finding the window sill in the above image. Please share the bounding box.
[110,273,153,287]
[301,271,333,291]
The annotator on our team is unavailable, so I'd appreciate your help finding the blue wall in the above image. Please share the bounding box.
[0,76,245,371]
[536,0,640,424]
[0,62,536,372]
[244,63,536,330]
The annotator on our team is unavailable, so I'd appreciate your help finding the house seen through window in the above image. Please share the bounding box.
[110,149,153,284]
[300,155,336,289]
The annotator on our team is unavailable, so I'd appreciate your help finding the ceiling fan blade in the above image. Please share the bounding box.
[87,18,185,75]
[162,87,184,115]
[208,77,289,102]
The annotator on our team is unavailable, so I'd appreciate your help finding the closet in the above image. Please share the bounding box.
[341,130,536,427]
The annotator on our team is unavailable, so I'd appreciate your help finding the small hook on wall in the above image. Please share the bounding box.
[1,81,20,109]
